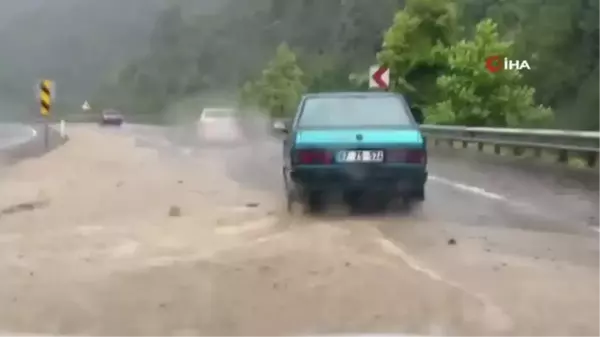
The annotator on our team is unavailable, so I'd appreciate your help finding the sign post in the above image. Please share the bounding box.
[368,65,390,90]
[38,79,55,150]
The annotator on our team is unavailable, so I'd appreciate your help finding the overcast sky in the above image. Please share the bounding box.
[0,0,45,27]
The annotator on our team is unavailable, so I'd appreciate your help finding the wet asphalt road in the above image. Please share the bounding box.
[119,122,600,235]
[109,122,600,298]
[233,132,598,230]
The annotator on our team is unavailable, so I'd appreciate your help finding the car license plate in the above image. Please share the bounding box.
[336,150,384,163]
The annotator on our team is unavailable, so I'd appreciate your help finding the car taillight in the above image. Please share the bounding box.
[387,149,426,164]
[294,149,332,165]
[406,149,426,164]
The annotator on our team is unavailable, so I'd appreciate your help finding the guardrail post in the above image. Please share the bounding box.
[586,152,597,167]
[60,120,66,138]
[477,142,484,151]
[513,146,524,156]
[557,149,568,164]
[494,144,501,155]
[462,140,468,148]
[43,121,49,151]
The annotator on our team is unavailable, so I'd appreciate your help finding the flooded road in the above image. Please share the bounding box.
[0,122,597,335]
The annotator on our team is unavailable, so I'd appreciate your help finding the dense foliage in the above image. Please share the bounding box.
[99,0,598,129]
[424,19,553,126]
[240,44,306,117]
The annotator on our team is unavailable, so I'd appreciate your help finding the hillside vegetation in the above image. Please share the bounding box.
[0,0,220,121]
[106,0,598,129]
[1,0,596,129]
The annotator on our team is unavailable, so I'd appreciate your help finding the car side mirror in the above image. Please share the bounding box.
[412,108,424,124]
[272,120,289,134]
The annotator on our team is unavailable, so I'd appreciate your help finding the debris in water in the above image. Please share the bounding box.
[245,202,260,208]
[1,200,49,215]
[168,206,181,217]
[448,238,457,245]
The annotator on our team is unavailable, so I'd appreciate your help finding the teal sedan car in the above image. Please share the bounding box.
[276,92,427,213]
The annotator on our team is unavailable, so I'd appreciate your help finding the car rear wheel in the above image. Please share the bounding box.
[305,191,325,213]
[285,190,295,213]
[283,169,294,213]
[395,187,425,211]
[286,191,319,215]
[411,186,425,202]
[343,190,363,211]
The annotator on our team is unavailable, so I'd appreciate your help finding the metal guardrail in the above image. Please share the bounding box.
[420,125,600,167]
[0,122,68,165]
[0,123,38,150]
[268,118,600,167]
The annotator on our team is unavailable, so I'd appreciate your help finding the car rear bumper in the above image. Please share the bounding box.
[101,119,123,125]
[289,164,427,194]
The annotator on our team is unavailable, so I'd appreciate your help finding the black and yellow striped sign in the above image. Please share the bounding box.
[39,79,53,116]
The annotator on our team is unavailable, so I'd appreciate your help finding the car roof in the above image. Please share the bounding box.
[102,109,121,114]
[302,91,405,99]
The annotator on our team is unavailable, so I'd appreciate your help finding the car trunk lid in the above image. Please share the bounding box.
[294,129,423,148]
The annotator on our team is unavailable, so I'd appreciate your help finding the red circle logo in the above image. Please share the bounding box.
[485,56,503,73]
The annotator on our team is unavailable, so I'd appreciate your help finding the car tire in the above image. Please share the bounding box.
[283,169,307,215]
[285,190,295,213]
[343,190,362,212]
[412,186,425,202]
[305,191,324,213]
[283,169,293,213]
[287,190,314,216]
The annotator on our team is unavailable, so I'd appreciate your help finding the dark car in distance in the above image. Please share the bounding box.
[100,109,124,126]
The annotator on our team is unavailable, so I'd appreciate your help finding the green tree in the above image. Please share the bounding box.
[512,0,599,130]
[94,0,597,130]
[425,19,552,127]
[377,0,460,108]
[243,43,306,118]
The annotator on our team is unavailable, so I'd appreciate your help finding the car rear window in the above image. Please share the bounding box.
[103,110,120,117]
[297,95,412,128]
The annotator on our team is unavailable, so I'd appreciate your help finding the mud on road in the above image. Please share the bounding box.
[0,125,597,336]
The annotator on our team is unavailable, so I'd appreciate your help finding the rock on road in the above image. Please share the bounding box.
[0,123,597,336]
